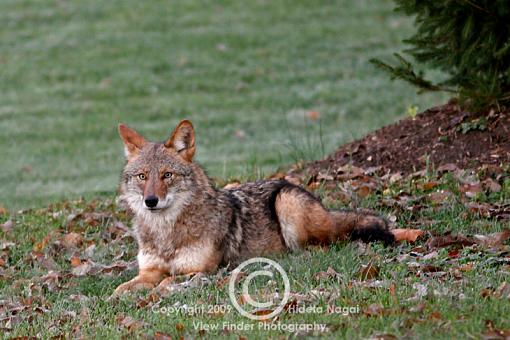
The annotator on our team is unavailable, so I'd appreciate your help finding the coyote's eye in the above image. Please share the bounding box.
[164,172,173,179]
[137,173,146,180]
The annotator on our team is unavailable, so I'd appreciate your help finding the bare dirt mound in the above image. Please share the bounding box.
[302,103,510,177]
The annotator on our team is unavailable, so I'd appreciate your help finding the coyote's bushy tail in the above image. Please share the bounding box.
[330,209,395,246]
[274,184,395,249]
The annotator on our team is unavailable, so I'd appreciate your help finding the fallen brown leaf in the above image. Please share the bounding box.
[474,230,510,248]
[39,270,62,292]
[70,256,82,267]
[389,282,396,296]
[63,232,83,248]
[480,288,492,298]
[482,178,502,193]
[238,294,247,306]
[437,163,458,173]
[1,219,13,233]
[419,181,439,191]
[336,165,365,180]
[369,334,397,340]
[283,300,299,314]
[0,241,15,250]
[482,319,510,339]
[407,283,428,301]
[420,264,443,273]
[33,233,52,252]
[409,302,425,313]
[351,279,392,289]
[422,250,439,260]
[429,311,442,320]
[466,202,510,219]
[84,244,96,257]
[359,263,379,281]
[448,249,460,258]
[316,172,334,182]
[459,182,483,198]
[426,233,475,249]
[72,260,93,276]
[494,282,510,299]
[30,251,57,271]
[106,221,133,240]
[356,185,373,198]
[116,314,146,332]
[154,332,173,340]
[315,266,340,281]
[69,294,90,303]
[252,308,274,316]
[216,271,246,289]
[72,259,136,277]
[458,263,474,272]
[136,292,160,308]
[428,190,452,204]
[364,303,385,317]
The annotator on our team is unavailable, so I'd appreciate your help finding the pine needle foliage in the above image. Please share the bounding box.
[371,0,510,110]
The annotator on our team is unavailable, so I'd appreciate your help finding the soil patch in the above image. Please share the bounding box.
[300,103,510,177]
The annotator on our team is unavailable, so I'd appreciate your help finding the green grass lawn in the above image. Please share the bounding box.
[0,0,447,210]
[1,169,509,338]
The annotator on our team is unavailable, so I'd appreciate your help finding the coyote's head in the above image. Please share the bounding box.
[117,120,200,221]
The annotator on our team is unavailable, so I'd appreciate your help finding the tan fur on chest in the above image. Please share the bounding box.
[138,239,220,275]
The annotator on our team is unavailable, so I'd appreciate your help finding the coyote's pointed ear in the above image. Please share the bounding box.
[118,123,147,159]
[164,120,195,162]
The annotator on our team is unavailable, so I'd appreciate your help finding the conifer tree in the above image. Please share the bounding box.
[371,0,510,110]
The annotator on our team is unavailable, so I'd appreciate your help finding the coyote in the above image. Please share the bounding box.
[114,120,394,295]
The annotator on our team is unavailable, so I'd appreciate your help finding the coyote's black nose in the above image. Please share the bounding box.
[144,195,159,208]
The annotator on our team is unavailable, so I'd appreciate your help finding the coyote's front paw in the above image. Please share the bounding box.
[112,268,166,297]
[113,278,156,296]
[154,272,204,294]
[154,276,175,294]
